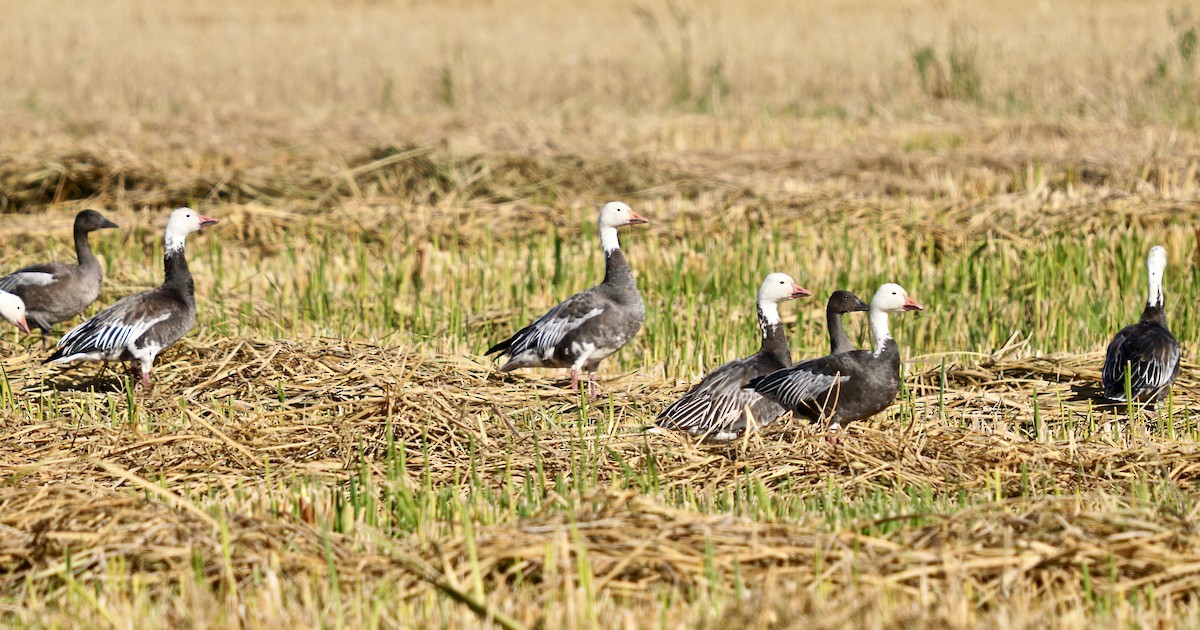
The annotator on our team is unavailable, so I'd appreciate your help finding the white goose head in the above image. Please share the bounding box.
[597,202,649,254]
[164,207,220,253]
[868,283,923,353]
[871,283,924,313]
[0,291,30,334]
[756,272,812,329]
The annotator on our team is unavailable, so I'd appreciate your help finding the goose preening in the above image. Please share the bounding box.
[45,208,219,389]
[748,283,923,429]
[0,209,118,336]
[486,201,648,397]
[655,273,811,440]
[0,291,30,334]
[1102,246,1180,405]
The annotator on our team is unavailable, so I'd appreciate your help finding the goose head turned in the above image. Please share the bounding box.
[0,291,30,334]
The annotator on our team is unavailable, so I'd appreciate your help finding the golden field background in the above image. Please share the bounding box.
[0,0,1200,628]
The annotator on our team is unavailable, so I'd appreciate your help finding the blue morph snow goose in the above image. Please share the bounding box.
[1102,246,1180,405]
[0,291,30,334]
[0,210,118,335]
[45,208,219,389]
[826,290,871,355]
[655,273,811,440]
[486,202,648,396]
[749,283,923,429]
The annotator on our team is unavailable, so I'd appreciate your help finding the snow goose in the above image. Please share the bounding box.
[826,290,871,355]
[0,209,118,335]
[45,208,218,389]
[486,201,648,396]
[1102,245,1180,405]
[748,283,923,429]
[0,291,30,334]
[655,272,811,440]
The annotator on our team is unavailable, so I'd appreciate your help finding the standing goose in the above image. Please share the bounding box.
[0,209,119,335]
[45,208,219,389]
[748,283,923,429]
[826,290,871,354]
[486,201,648,396]
[1102,246,1180,405]
[0,291,30,334]
[656,273,812,440]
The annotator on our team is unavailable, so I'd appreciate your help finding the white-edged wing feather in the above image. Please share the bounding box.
[0,271,57,291]
[51,300,170,363]
[658,361,782,436]
[752,363,850,410]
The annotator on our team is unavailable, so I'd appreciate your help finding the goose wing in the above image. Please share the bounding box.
[1102,324,1181,401]
[487,288,608,364]
[46,292,172,363]
[657,358,785,436]
[748,354,853,412]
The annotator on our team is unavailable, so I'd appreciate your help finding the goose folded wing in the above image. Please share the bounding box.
[505,290,607,358]
[53,296,170,359]
[0,265,62,291]
[658,361,764,433]
[748,356,851,409]
[1103,328,1180,394]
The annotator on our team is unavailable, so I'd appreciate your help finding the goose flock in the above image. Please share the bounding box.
[2,208,218,389]
[0,202,1184,439]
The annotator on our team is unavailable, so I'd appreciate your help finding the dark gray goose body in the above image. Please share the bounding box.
[1102,246,1180,404]
[486,202,648,396]
[749,283,923,429]
[46,208,219,389]
[0,210,118,333]
[656,273,811,440]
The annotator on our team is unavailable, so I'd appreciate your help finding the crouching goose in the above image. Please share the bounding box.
[1102,245,1180,405]
[0,291,30,334]
[748,283,923,429]
[656,273,811,440]
[0,209,119,336]
[486,201,648,397]
[45,208,219,389]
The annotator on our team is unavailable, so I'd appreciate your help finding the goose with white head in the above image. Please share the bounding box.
[1101,245,1180,404]
[656,272,811,440]
[0,209,118,337]
[486,201,648,397]
[748,283,923,429]
[46,208,219,389]
[0,291,30,334]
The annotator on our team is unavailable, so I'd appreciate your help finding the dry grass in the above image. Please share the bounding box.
[2,0,1200,628]
[4,336,1200,627]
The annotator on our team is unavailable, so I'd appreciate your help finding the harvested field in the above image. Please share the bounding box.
[2,0,1200,628]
